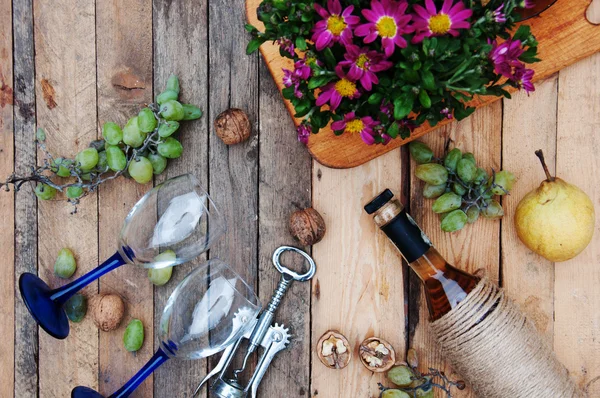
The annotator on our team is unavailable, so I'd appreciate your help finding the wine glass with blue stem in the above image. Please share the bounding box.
[71,258,261,398]
[19,173,226,339]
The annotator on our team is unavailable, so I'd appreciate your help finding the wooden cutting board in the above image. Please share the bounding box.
[246,0,600,168]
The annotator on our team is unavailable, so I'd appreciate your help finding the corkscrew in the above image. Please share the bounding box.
[193,246,317,398]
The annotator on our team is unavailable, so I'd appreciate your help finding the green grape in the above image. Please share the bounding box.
[97,151,108,171]
[423,183,446,199]
[474,167,488,185]
[490,170,516,195]
[148,250,176,286]
[148,153,167,175]
[66,186,84,199]
[166,74,180,94]
[158,120,180,138]
[432,192,462,213]
[81,173,92,181]
[156,90,178,105]
[415,163,448,185]
[381,389,411,398]
[466,206,480,224]
[102,122,123,145]
[160,100,185,121]
[36,128,46,142]
[54,248,77,278]
[408,141,434,164]
[456,158,476,183]
[35,183,57,200]
[106,145,127,172]
[444,148,462,171]
[75,147,99,172]
[128,156,153,184]
[452,182,467,196]
[482,199,504,219]
[157,137,183,159]
[387,365,414,387]
[138,108,158,133]
[416,386,434,398]
[123,319,144,352]
[65,294,87,323]
[89,139,105,152]
[441,209,468,232]
[181,104,203,120]
[439,212,450,222]
[462,152,476,164]
[123,117,147,148]
[52,158,73,177]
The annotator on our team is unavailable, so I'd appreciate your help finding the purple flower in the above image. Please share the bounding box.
[297,123,311,145]
[282,59,313,99]
[441,107,453,119]
[315,67,360,111]
[412,0,473,43]
[380,100,393,117]
[488,38,524,78]
[312,0,360,50]
[331,111,379,145]
[355,0,413,57]
[339,45,393,91]
[492,3,506,23]
[277,37,295,57]
[513,66,535,94]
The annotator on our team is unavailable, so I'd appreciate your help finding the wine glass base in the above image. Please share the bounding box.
[71,386,104,398]
[19,273,70,340]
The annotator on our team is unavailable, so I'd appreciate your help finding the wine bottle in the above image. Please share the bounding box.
[364,188,479,320]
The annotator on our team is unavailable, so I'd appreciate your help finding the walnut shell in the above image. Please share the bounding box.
[317,330,352,369]
[90,293,125,332]
[289,207,326,246]
[359,337,396,373]
[214,108,251,145]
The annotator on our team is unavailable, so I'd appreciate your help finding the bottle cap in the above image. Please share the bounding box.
[364,189,394,214]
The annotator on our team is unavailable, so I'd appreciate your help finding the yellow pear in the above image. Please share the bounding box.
[515,150,595,262]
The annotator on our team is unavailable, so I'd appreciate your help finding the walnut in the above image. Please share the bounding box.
[359,337,396,373]
[90,293,125,332]
[289,207,326,246]
[214,108,251,145]
[317,330,351,369]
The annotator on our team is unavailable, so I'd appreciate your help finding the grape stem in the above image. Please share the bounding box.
[535,149,555,182]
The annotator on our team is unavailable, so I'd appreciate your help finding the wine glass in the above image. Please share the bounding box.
[19,173,226,339]
[71,259,261,398]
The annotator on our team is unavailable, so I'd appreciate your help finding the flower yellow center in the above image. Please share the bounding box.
[376,16,397,38]
[356,54,369,70]
[327,15,347,36]
[345,119,365,134]
[429,14,451,34]
[335,78,357,97]
[305,56,317,66]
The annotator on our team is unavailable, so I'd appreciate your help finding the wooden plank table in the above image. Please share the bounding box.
[0,1,598,397]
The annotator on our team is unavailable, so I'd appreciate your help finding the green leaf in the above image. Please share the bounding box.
[322,47,337,69]
[419,90,431,109]
[246,38,262,55]
[245,24,258,33]
[308,75,334,90]
[294,100,311,118]
[513,25,531,42]
[368,92,383,105]
[295,36,307,51]
[282,86,296,100]
[394,94,414,120]
[421,70,436,91]
[387,122,399,139]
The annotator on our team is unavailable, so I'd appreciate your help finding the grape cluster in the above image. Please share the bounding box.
[409,141,515,232]
[27,75,202,206]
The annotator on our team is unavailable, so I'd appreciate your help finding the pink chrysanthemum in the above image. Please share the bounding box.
[355,0,413,57]
[282,59,312,98]
[492,3,506,23]
[339,45,393,91]
[489,38,524,78]
[513,66,535,94]
[315,68,360,110]
[331,112,379,145]
[312,0,360,50]
[297,123,311,145]
[519,0,535,9]
[412,0,473,43]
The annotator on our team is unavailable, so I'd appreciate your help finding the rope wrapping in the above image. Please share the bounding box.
[430,279,586,398]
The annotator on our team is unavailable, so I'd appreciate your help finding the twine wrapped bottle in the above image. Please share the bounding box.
[365,189,585,398]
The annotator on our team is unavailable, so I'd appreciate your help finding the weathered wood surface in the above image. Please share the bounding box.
[246,0,600,168]
[1,2,599,398]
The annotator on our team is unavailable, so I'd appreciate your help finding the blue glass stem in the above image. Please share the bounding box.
[51,252,127,306]
[109,348,170,398]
